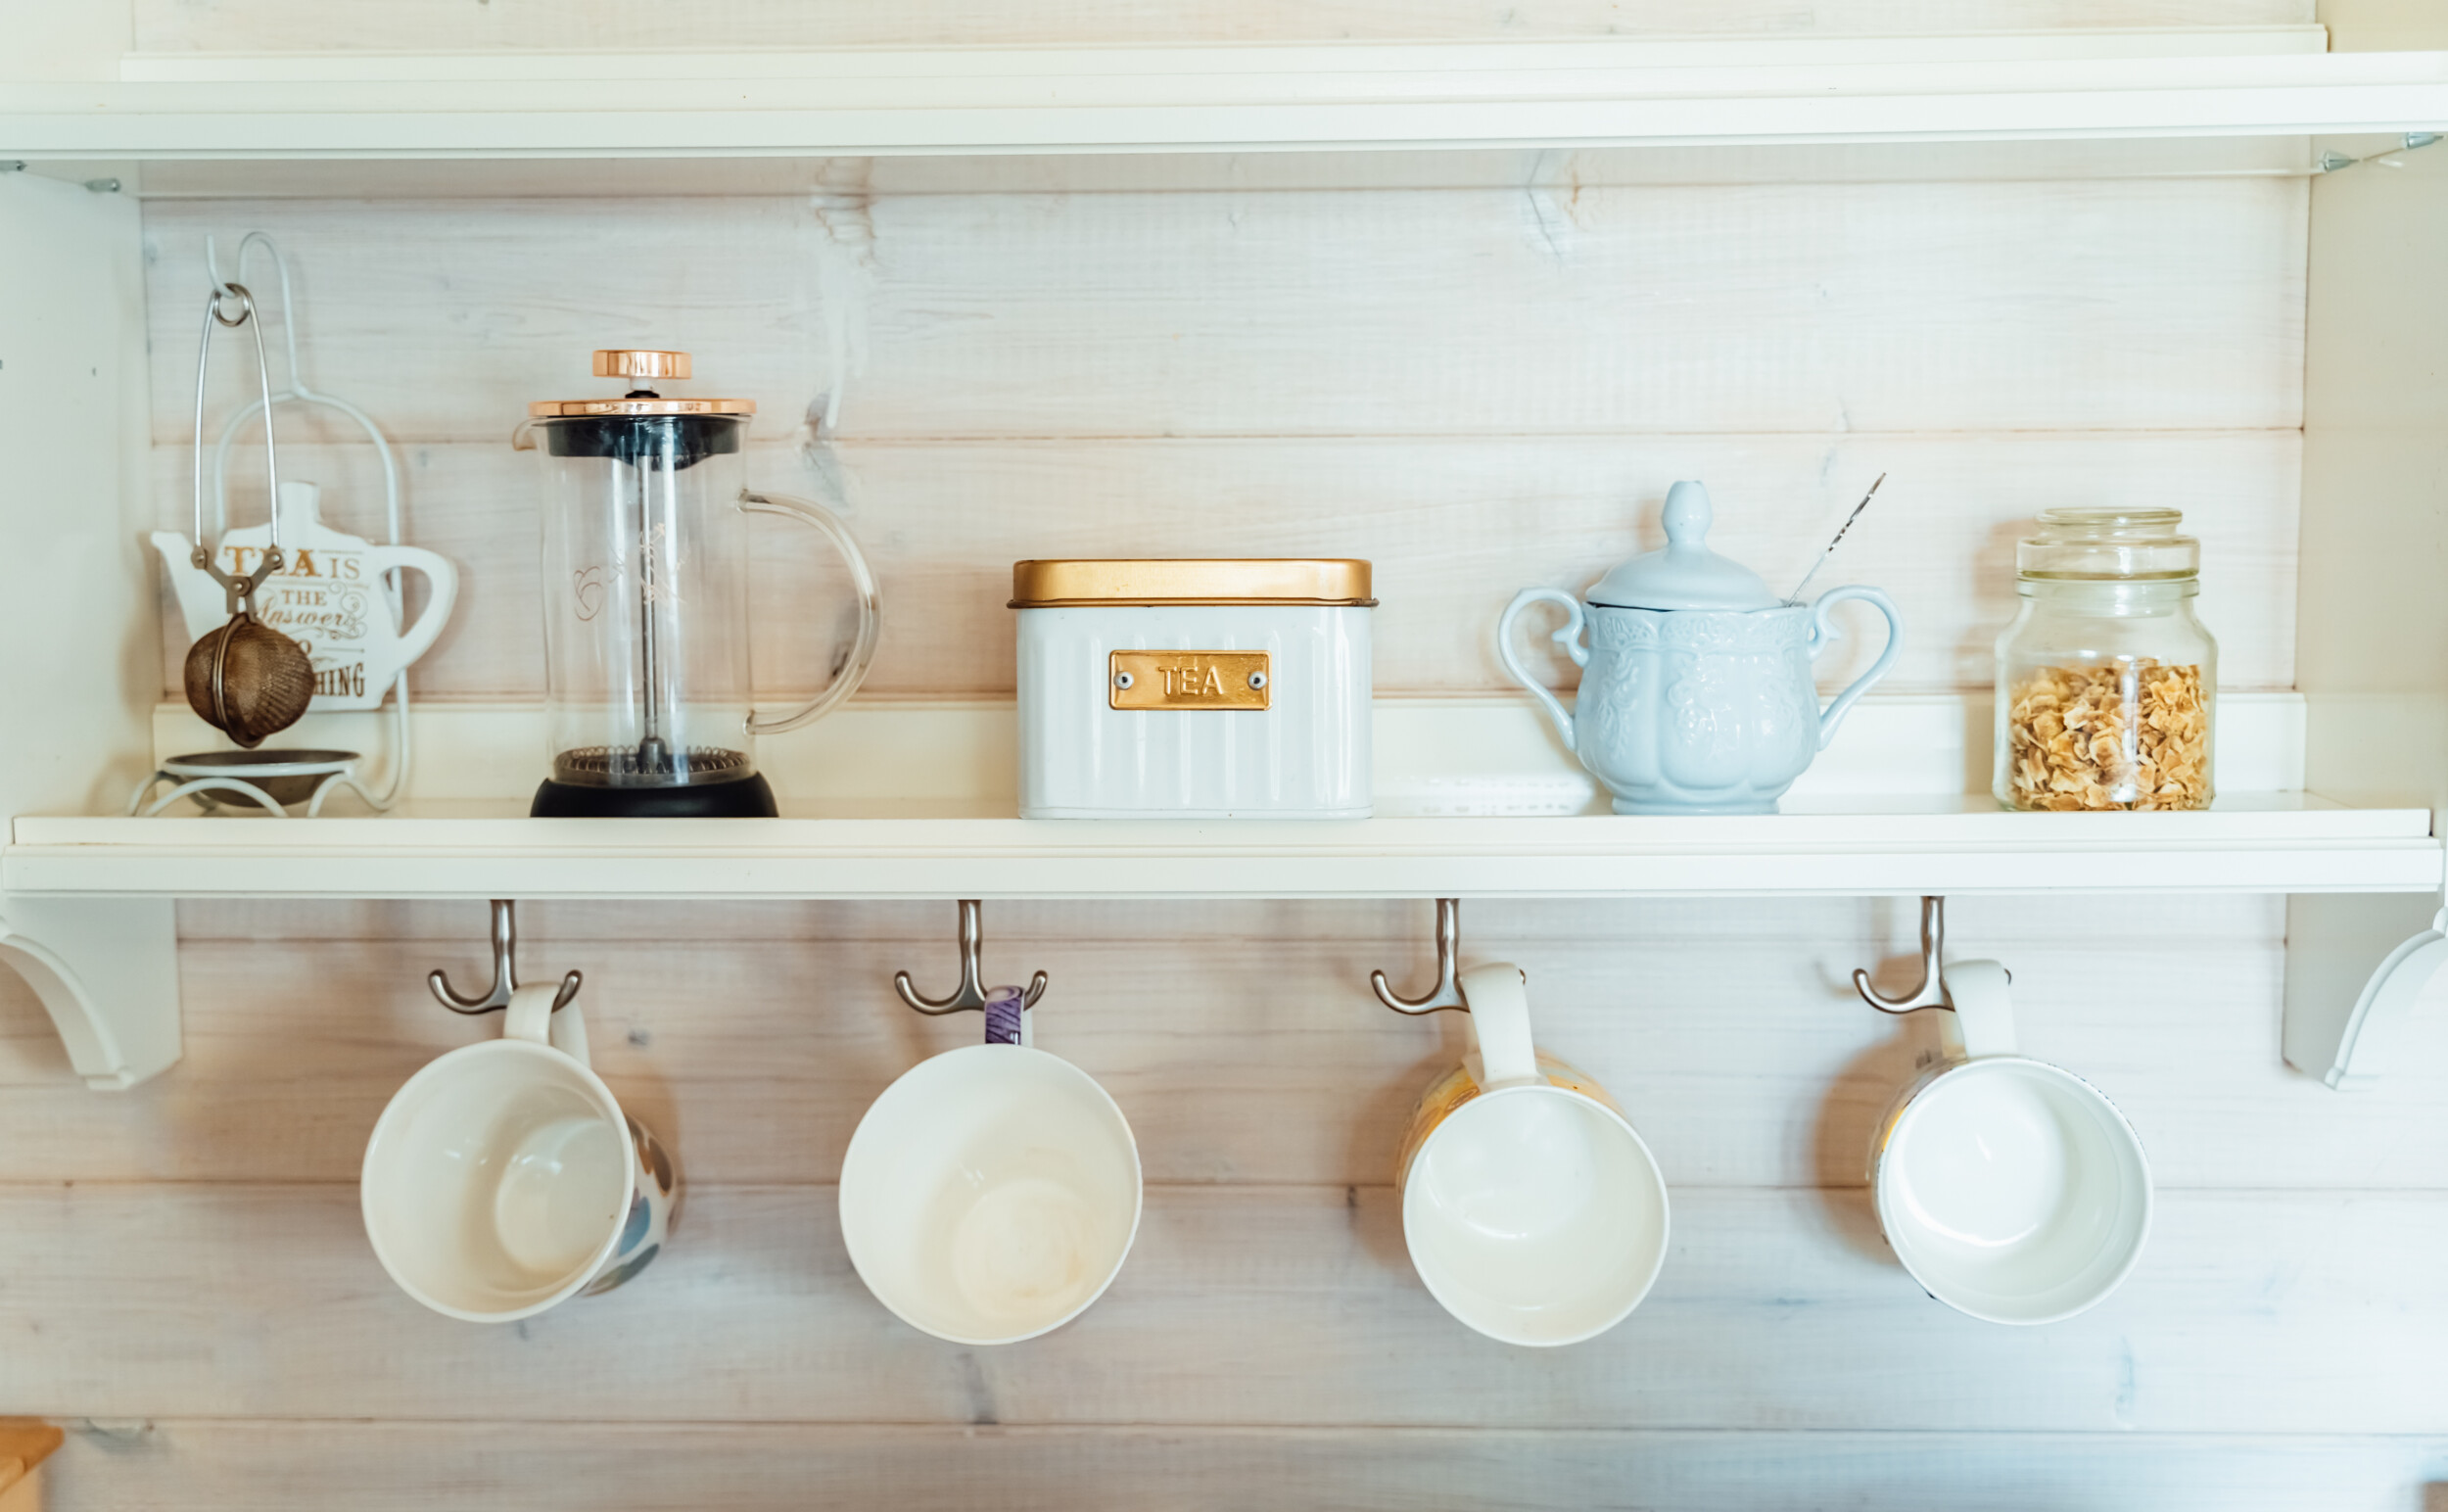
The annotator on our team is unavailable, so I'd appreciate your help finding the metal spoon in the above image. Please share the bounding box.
[1789,473,1886,603]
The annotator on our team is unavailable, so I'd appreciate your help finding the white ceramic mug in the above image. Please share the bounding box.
[1396,963,1671,1347]
[839,990,1143,1346]
[1869,959,2151,1325]
[362,982,678,1323]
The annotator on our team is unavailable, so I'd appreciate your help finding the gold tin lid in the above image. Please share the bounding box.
[1010,559,1375,607]
[529,349,756,419]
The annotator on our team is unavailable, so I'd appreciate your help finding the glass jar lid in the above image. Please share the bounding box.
[2016,507,2199,581]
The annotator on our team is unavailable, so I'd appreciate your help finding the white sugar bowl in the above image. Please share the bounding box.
[1497,481,1904,816]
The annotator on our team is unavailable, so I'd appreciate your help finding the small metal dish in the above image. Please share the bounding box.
[152,749,360,811]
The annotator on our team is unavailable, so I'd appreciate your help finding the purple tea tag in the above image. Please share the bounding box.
[983,985,1026,1046]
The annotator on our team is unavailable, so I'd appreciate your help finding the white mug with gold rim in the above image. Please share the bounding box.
[1396,962,1671,1347]
[1869,959,2152,1325]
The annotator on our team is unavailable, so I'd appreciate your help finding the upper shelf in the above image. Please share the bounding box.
[7,30,2448,159]
[1,696,2435,901]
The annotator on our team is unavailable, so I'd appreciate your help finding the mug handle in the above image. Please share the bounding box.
[1939,960,2017,1062]
[1806,585,1905,751]
[362,543,460,674]
[740,490,882,735]
[1496,588,1588,753]
[984,985,1028,1048]
[505,980,593,1067]
[1456,962,1542,1091]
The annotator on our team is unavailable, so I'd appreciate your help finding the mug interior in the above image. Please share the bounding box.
[1876,1057,2151,1325]
[362,1040,633,1321]
[1402,1084,1670,1347]
[839,1043,1143,1346]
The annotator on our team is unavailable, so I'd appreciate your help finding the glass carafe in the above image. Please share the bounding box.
[518,350,878,817]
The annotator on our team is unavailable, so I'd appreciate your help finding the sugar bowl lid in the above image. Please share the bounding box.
[528,350,756,419]
[1586,480,1780,611]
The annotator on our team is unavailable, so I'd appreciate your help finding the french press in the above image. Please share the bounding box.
[518,351,880,818]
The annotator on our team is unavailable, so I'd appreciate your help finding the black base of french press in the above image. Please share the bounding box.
[528,773,779,819]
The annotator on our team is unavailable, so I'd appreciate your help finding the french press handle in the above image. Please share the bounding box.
[739,490,881,734]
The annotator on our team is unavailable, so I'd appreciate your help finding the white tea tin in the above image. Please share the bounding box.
[1011,559,1375,819]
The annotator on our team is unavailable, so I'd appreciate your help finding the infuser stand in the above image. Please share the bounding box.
[140,232,422,816]
[211,234,415,810]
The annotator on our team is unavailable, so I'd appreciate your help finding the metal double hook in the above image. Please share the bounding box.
[429,900,583,1016]
[1372,898,1470,1014]
[1851,895,2003,1015]
[894,900,1048,1016]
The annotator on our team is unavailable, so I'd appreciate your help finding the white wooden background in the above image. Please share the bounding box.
[12,0,2448,1505]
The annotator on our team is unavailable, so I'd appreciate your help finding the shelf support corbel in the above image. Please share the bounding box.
[2283,885,2448,1092]
[0,894,180,1090]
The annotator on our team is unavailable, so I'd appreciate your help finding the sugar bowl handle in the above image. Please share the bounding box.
[739,490,882,735]
[1497,588,1588,753]
[1806,586,1905,752]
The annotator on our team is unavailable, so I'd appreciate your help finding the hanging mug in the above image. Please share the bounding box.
[839,988,1142,1346]
[1396,963,1671,1347]
[362,982,678,1323]
[1869,959,2151,1325]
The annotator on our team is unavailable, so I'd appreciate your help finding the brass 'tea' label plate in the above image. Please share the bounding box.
[1109,649,1272,711]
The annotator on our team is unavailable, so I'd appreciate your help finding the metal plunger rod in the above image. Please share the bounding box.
[636,461,666,762]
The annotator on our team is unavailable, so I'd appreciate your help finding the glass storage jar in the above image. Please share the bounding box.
[1995,508,2216,811]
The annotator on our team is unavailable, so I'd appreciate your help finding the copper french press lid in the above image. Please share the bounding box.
[528,350,756,419]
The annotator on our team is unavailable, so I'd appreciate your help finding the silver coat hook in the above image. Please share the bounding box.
[894,899,1048,1016]
[1854,895,1954,1015]
[1374,897,1469,1014]
[429,899,582,1016]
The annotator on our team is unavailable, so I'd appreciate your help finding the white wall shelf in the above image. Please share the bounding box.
[5,32,2448,159]
[6,697,2436,903]
[7,794,2437,903]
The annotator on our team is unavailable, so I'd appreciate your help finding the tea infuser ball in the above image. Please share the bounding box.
[183,609,314,749]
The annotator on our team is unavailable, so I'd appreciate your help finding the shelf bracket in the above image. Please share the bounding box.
[0,894,180,1090]
[2283,888,2448,1091]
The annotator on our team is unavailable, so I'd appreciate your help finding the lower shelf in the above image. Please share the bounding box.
[3,792,2438,900]
[2,695,2437,1092]
[5,695,2437,899]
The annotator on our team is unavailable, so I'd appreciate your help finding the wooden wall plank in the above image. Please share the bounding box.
[1,1183,2441,1434]
[31,1421,2448,1512]
[129,0,2317,54]
[8,897,2448,1192]
[148,431,2300,699]
[141,179,2306,445]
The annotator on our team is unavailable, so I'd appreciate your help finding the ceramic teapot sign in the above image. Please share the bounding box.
[1497,481,1903,816]
[153,479,457,713]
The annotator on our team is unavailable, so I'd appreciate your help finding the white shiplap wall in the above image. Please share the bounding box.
[8,8,2447,1503]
